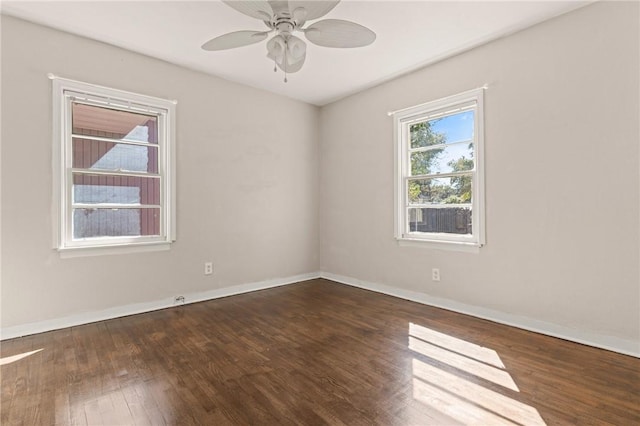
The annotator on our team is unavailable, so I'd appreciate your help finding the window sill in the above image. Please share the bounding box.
[58,241,171,258]
[397,237,482,253]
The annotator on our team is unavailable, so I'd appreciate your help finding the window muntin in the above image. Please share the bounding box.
[395,89,484,246]
[72,103,159,144]
[53,77,175,251]
[410,143,474,175]
[72,139,159,173]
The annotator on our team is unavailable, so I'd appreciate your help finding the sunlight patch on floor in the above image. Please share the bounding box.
[409,336,519,391]
[0,348,43,366]
[409,323,546,425]
[413,375,519,425]
[409,323,504,368]
[412,359,545,425]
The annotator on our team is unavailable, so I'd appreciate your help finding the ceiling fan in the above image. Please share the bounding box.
[202,0,376,82]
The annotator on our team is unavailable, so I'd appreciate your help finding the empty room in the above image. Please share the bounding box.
[1,0,638,424]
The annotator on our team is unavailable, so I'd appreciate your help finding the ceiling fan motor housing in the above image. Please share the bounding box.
[273,19,296,36]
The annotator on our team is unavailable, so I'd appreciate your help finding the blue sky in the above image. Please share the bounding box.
[422,110,475,174]
[431,110,474,144]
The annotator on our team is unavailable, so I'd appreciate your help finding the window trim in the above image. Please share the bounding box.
[393,88,485,248]
[51,76,177,254]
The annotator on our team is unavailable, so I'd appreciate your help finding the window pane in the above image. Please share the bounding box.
[73,174,160,205]
[73,138,158,173]
[410,110,474,148]
[408,176,472,205]
[411,143,473,176]
[408,207,472,235]
[72,103,158,144]
[73,208,160,239]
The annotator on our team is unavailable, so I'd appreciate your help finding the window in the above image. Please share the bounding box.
[393,88,485,247]
[52,77,176,253]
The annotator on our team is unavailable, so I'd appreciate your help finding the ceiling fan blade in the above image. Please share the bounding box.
[289,1,340,21]
[222,1,273,21]
[202,31,269,51]
[304,19,375,48]
[267,0,290,16]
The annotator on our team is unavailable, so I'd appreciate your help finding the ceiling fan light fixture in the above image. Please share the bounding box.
[267,35,286,64]
[267,35,306,80]
[204,0,375,81]
[287,36,306,60]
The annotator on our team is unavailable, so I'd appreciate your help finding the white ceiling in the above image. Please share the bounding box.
[1,0,589,106]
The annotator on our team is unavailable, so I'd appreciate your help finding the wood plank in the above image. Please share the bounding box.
[1,279,638,425]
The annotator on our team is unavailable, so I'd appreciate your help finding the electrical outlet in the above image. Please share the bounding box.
[174,295,185,304]
[432,268,441,282]
[204,262,213,275]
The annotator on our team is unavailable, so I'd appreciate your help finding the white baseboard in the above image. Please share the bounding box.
[0,272,320,341]
[320,272,640,358]
[3,270,638,359]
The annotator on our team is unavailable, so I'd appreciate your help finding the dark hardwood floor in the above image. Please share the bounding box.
[1,279,639,425]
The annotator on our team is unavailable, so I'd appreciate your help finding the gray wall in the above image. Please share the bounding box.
[319,1,639,345]
[1,15,319,329]
[2,2,638,354]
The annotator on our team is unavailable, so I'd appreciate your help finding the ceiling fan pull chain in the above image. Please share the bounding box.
[284,39,288,83]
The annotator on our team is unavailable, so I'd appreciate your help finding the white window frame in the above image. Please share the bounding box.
[51,76,176,255]
[393,88,485,249]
